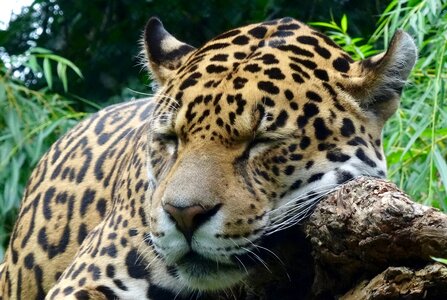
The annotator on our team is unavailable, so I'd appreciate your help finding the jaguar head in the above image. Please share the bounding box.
[142,17,416,291]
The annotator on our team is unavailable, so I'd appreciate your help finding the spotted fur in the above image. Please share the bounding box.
[0,17,416,299]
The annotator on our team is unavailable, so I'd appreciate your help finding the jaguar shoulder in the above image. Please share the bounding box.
[0,16,416,299]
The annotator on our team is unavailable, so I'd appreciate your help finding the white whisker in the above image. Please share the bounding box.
[265,176,362,235]
[243,238,285,267]
[233,255,249,276]
[266,184,340,235]
[229,237,271,274]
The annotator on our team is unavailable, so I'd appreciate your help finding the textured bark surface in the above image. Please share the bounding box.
[341,263,447,299]
[243,177,447,299]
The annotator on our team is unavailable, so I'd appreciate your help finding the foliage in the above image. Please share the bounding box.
[0,48,85,259]
[27,47,83,91]
[378,0,447,210]
[313,0,447,210]
[432,257,447,265]
[311,15,378,60]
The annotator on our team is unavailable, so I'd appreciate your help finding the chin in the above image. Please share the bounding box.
[178,268,246,291]
[174,253,247,291]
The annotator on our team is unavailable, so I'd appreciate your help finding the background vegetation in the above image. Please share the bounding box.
[0,0,446,259]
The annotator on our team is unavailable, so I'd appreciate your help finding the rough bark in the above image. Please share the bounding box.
[243,177,447,299]
[341,263,447,299]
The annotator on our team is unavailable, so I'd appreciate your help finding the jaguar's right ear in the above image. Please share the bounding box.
[144,17,196,85]
[348,30,417,123]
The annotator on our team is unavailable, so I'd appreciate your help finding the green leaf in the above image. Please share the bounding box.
[432,257,447,265]
[399,119,431,160]
[43,57,53,90]
[341,14,348,33]
[0,82,6,101]
[57,62,68,92]
[42,54,83,79]
[433,147,447,194]
[421,128,447,139]
[5,109,21,145]
[27,55,40,73]
[309,21,340,31]
[29,47,53,54]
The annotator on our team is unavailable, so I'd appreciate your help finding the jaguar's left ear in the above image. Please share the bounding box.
[144,17,196,85]
[349,30,417,123]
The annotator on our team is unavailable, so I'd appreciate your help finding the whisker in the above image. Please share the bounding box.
[227,238,254,275]
[238,244,271,274]
[270,182,341,214]
[266,206,316,235]
[125,88,156,97]
[243,238,285,267]
[265,181,348,235]
[233,255,249,276]
[246,247,271,273]
[244,237,291,281]
[174,288,184,300]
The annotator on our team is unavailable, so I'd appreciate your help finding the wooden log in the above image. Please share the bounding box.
[305,177,447,298]
[242,177,447,299]
[341,263,447,299]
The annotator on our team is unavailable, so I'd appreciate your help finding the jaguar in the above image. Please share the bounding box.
[0,16,416,299]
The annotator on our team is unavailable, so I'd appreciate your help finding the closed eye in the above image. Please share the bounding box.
[249,135,279,149]
[154,132,178,144]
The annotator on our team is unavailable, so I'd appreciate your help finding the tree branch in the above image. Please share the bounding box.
[305,177,447,297]
[240,177,447,299]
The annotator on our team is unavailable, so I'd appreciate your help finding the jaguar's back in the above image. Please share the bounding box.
[0,99,154,299]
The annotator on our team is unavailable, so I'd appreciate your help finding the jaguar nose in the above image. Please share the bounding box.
[162,203,222,242]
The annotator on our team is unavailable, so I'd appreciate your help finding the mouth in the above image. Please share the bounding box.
[173,251,246,291]
[176,252,239,277]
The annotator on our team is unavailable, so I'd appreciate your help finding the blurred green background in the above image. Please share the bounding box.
[0,0,446,259]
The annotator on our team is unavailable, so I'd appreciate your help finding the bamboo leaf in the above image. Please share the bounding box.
[433,147,447,195]
[309,22,340,31]
[57,62,68,92]
[432,257,447,265]
[39,54,83,78]
[27,55,40,73]
[0,82,5,101]
[399,119,431,160]
[341,14,348,33]
[30,47,53,54]
[43,57,53,90]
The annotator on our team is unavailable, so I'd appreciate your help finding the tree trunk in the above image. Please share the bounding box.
[242,177,447,299]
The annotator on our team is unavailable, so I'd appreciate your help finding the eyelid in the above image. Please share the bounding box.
[154,132,178,142]
[253,135,276,144]
[250,135,278,148]
[251,132,295,147]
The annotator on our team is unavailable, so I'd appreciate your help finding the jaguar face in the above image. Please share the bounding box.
[142,17,416,291]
